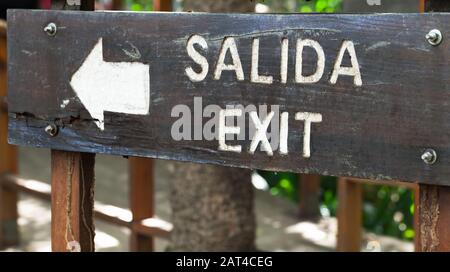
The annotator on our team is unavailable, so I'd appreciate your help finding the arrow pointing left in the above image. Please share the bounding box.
[70,38,150,130]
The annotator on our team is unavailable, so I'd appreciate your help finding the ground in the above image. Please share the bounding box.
[2,147,413,252]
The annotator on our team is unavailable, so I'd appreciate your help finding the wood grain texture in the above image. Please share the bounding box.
[297,174,320,220]
[49,0,96,253]
[51,150,95,252]
[416,184,450,251]
[129,157,154,251]
[336,178,362,252]
[127,0,172,252]
[415,0,450,253]
[7,10,450,186]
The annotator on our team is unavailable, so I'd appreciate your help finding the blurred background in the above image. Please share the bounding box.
[0,0,421,252]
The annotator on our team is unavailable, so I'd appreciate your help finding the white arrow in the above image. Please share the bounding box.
[70,38,150,130]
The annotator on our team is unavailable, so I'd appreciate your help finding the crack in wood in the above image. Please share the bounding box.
[10,111,100,127]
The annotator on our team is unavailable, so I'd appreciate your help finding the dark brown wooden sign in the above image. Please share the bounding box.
[7,10,450,185]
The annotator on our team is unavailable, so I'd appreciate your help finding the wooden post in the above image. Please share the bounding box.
[51,151,95,252]
[50,0,95,252]
[154,0,172,11]
[416,185,450,251]
[0,21,19,248]
[336,178,362,252]
[423,0,450,11]
[129,157,154,251]
[415,0,450,252]
[112,0,123,10]
[297,174,320,220]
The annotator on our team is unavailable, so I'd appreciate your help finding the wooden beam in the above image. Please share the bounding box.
[346,178,418,190]
[1,174,172,238]
[0,21,19,248]
[129,157,154,251]
[9,10,450,186]
[297,174,321,220]
[51,150,95,252]
[336,178,362,252]
[416,185,450,251]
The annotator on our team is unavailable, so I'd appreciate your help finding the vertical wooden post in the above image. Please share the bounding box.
[154,0,172,11]
[413,183,421,251]
[50,0,95,252]
[51,151,95,252]
[297,174,321,220]
[336,178,362,252]
[416,185,450,251]
[129,157,154,251]
[415,0,450,252]
[0,21,19,248]
[112,0,123,10]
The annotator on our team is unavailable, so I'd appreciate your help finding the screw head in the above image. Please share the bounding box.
[421,149,437,165]
[44,23,57,36]
[426,29,442,46]
[45,124,58,137]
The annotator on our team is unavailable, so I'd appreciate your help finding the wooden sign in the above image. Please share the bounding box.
[7,10,450,185]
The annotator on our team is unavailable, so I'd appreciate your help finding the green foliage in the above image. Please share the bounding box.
[256,0,342,13]
[260,170,415,241]
[259,171,299,201]
[125,0,153,11]
[362,185,415,240]
[299,0,343,13]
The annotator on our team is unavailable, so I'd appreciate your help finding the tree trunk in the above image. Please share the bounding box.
[166,0,256,251]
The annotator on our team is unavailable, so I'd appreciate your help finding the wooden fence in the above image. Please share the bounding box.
[1,0,450,252]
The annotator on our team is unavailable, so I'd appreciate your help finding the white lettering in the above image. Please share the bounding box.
[185,35,209,82]
[295,112,322,158]
[218,109,242,152]
[251,38,273,84]
[249,111,274,156]
[214,37,244,81]
[296,39,325,84]
[330,40,362,86]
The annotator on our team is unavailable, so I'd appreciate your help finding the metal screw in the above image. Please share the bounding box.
[45,124,58,137]
[426,29,442,46]
[421,149,437,165]
[44,23,57,36]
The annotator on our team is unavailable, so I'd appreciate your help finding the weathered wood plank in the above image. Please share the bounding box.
[7,10,450,186]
